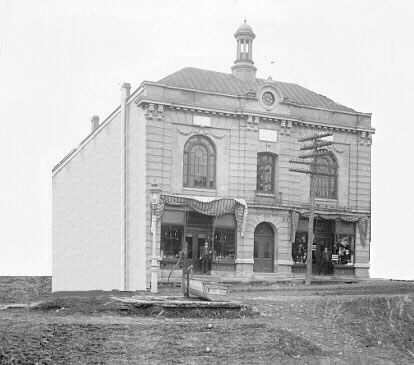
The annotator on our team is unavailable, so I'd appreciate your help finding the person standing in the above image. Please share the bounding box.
[321,247,332,274]
[201,242,211,274]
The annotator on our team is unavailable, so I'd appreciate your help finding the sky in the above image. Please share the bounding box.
[0,0,413,280]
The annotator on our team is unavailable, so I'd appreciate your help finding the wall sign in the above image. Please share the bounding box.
[193,115,211,127]
[259,129,278,142]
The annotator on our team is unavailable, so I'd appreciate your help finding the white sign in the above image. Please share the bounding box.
[259,129,278,142]
[193,115,211,127]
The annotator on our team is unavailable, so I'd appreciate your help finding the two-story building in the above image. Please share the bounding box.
[52,22,373,292]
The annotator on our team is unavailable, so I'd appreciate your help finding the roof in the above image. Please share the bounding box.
[156,67,357,113]
[235,20,255,37]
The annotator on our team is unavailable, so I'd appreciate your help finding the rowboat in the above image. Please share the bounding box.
[186,278,230,302]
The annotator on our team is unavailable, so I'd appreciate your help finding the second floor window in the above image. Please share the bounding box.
[183,135,216,189]
[315,154,338,199]
[257,153,275,192]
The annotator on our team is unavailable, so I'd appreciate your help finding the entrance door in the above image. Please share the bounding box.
[185,230,210,273]
[313,220,334,275]
[253,223,274,273]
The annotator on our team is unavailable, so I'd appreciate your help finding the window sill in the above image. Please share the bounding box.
[255,191,275,196]
[182,187,217,196]
[315,198,338,204]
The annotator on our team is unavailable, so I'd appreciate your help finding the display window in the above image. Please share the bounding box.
[161,225,183,259]
[213,228,236,260]
[333,234,355,265]
[292,232,308,264]
[292,219,355,268]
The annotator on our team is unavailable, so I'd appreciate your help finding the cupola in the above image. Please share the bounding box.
[231,20,257,82]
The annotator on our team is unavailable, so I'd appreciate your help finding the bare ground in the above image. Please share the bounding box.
[0,279,413,364]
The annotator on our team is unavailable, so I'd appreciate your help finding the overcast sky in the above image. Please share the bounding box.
[0,0,413,279]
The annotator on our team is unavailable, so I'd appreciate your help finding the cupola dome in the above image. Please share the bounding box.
[231,20,257,82]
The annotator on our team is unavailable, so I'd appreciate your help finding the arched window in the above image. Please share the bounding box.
[183,135,216,189]
[257,153,276,192]
[315,154,337,199]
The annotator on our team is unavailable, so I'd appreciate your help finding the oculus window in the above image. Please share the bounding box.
[183,135,216,189]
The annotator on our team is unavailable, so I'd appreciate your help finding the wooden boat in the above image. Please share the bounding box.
[186,278,230,302]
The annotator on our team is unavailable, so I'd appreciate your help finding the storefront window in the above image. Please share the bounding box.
[334,234,355,265]
[292,232,308,264]
[213,229,235,260]
[161,225,183,259]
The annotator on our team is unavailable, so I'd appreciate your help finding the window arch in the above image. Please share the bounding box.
[315,154,337,199]
[257,153,276,192]
[183,135,216,189]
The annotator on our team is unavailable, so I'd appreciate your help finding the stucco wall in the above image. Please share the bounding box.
[52,114,123,291]
[125,103,147,291]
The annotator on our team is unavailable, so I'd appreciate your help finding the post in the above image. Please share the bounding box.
[150,214,158,293]
[289,132,334,286]
[305,149,317,285]
[150,183,162,294]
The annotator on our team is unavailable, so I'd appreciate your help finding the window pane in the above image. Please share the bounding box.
[257,153,275,192]
[315,155,337,199]
[183,136,215,189]
[213,229,235,260]
[161,225,183,259]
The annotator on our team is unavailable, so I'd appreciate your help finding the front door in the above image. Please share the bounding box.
[253,223,274,273]
[185,230,210,273]
[313,220,334,275]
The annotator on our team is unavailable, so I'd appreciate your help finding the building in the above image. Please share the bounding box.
[52,21,373,292]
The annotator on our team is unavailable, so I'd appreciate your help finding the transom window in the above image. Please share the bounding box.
[315,154,338,199]
[257,153,276,192]
[183,135,216,189]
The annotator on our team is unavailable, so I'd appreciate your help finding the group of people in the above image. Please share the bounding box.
[293,235,352,275]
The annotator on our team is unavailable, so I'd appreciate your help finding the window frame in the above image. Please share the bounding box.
[315,153,338,199]
[256,152,276,193]
[160,225,184,260]
[183,135,216,189]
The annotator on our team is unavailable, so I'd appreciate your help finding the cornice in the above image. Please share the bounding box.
[135,97,375,135]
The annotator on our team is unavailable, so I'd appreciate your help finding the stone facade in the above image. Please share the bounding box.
[52,22,373,292]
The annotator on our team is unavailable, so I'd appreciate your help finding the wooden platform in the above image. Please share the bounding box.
[111,296,243,308]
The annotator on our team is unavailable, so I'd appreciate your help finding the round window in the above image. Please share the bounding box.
[262,91,275,106]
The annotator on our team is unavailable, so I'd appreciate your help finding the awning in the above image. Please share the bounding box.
[159,194,248,235]
[291,209,370,245]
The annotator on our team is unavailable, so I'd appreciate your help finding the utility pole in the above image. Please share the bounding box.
[289,132,334,285]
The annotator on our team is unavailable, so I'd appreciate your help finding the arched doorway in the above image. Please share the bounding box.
[253,223,274,272]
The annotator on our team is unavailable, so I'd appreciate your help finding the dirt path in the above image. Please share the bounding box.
[0,280,413,364]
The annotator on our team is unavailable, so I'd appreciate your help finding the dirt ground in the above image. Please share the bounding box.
[0,279,413,364]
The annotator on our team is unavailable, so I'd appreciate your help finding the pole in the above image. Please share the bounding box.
[305,141,317,285]
[289,132,333,285]
[150,213,158,293]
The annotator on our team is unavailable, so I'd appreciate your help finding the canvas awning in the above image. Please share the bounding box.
[291,209,370,245]
[159,194,247,235]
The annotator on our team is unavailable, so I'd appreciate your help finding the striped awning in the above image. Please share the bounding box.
[159,194,247,234]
